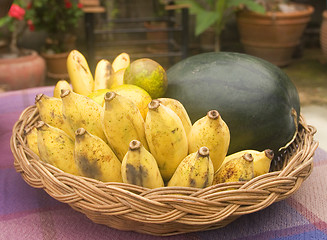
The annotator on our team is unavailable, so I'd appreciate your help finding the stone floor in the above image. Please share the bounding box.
[284,47,327,151]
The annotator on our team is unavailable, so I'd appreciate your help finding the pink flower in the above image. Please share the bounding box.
[8,4,26,20]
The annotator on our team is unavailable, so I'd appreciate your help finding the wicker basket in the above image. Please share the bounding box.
[11,105,318,236]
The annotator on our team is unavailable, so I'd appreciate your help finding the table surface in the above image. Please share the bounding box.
[1,86,327,240]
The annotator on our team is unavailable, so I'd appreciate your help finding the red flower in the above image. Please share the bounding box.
[8,4,25,20]
[65,1,72,8]
[77,3,83,8]
[27,19,35,31]
[27,2,32,9]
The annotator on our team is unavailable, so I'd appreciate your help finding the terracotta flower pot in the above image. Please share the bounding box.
[320,10,327,58]
[0,50,46,90]
[237,4,314,66]
[41,52,69,80]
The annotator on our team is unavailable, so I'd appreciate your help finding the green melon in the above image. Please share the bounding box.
[165,52,300,154]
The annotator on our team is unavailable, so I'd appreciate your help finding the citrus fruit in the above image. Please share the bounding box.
[123,58,167,99]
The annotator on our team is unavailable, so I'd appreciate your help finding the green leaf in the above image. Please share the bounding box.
[0,16,11,28]
[195,10,219,36]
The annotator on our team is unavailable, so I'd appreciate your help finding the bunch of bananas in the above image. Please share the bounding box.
[25,50,275,189]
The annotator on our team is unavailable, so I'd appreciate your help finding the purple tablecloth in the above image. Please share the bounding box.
[1,86,327,240]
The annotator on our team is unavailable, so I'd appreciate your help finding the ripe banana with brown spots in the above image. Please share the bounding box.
[67,50,94,95]
[121,140,164,188]
[102,91,149,161]
[35,93,74,138]
[61,89,107,142]
[213,153,254,184]
[94,59,113,90]
[74,128,122,182]
[35,121,79,175]
[53,80,72,98]
[167,147,214,188]
[157,97,192,137]
[188,110,230,172]
[145,100,188,182]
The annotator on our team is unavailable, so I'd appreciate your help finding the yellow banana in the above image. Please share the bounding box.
[74,128,122,182]
[157,97,192,137]
[24,126,39,157]
[188,110,230,172]
[121,140,164,188]
[35,121,79,175]
[110,68,125,88]
[213,153,254,184]
[220,149,274,177]
[102,92,149,161]
[61,89,107,142]
[112,52,130,72]
[94,59,113,90]
[145,100,188,182]
[167,147,214,188]
[67,50,94,95]
[53,80,72,98]
[253,149,274,177]
[35,93,74,138]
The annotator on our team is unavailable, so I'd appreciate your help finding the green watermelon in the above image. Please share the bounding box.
[165,52,300,154]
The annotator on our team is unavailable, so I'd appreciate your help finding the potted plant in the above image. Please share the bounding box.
[175,0,265,51]
[0,0,46,90]
[144,0,172,53]
[26,0,84,79]
[236,0,314,66]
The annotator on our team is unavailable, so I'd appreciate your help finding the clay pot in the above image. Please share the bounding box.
[320,10,327,58]
[144,21,169,53]
[0,50,46,90]
[41,52,69,80]
[237,4,314,66]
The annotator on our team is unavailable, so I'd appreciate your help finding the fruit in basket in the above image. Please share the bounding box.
[102,92,149,161]
[110,84,152,119]
[53,80,72,98]
[165,52,300,155]
[74,128,122,182]
[213,153,254,184]
[112,52,130,72]
[110,68,126,88]
[253,149,274,177]
[167,147,214,188]
[35,93,75,138]
[121,140,164,188]
[36,121,79,175]
[145,100,188,181]
[157,97,192,137]
[188,110,230,171]
[67,50,94,95]
[61,89,107,142]
[87,84,152,120]
[221,149,274,177]
[124,58,168,99]
[94,59,113,90]
[24,126,39,157]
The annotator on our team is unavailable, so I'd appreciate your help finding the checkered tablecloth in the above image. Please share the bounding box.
[1,86,327,240]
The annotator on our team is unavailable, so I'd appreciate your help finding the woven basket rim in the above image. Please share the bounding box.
[10,105,319,236]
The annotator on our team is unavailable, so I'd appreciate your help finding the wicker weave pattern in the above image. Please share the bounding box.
[11,106,318,236]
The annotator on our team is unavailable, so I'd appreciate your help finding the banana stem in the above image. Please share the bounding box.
[207,110,220,120]
[243,153,253,162]
[129,140,141,151]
